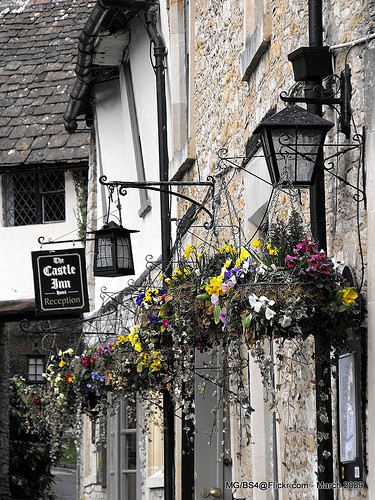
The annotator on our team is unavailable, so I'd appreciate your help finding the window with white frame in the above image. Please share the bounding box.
[2,169,65,226]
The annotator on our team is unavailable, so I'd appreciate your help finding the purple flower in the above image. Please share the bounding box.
[211,294,220,305]
[221,281,235,292]
[319,262,334,275]
[91,372,105,383]
[136,293,145,305]
[148,315,159,324]
[219,308,229,324]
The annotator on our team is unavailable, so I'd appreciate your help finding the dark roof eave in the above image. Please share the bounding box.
[64,0,158,133]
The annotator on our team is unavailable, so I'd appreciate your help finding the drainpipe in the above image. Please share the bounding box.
[144,4,171,272]
[144,9,175,500]
[307,1,334,497]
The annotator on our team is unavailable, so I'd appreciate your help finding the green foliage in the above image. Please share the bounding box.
[59,438,77,466]
[9,376,55,500]
[267,209,306,258]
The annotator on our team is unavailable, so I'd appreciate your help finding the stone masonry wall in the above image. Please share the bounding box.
[174,0,371,497]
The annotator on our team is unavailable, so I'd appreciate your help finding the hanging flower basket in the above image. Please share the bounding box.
[163,239,359,351]
[168,282,224,351]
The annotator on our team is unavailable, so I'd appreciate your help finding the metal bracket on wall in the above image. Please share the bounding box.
[98,175,216,229]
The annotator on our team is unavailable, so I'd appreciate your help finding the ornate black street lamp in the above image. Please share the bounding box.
[254,104,334,186]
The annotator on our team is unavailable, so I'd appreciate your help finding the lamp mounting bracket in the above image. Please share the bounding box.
[280,64,352,139]
[99,175,216,227]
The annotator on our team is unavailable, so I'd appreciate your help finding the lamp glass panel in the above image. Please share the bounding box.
[28,357,45,383]
[116,235,133,269]
[270,127,322,184]
[96,235,114,268]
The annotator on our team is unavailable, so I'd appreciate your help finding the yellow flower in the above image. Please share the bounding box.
[134,342,142,353]
[116,335,127,345]
[341,288,358,305]
[266,243,279,255]
[172,267,182,278]
[183,245,194,258]
[205,275,226,296]
[235,246,251,267]
[150,356,162,372]
[58,360,65,368]
[218,244,237,254]
[251,239,262,248]
[140,353,151,365]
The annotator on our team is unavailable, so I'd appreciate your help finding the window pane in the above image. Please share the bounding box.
[43,192,65,222]
[41,171,65,223]
[40,170,65,193]
[124,473,136,500]
[4,173,37,226]
[124,433,136,470]
[3,170,65,226]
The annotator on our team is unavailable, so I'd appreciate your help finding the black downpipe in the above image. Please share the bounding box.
[145,7,175,500]
[308,1,334,497]
[145,5,171,270]
[64,2,108,132]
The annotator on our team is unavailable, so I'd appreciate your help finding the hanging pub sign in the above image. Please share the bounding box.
[32,248,89,316]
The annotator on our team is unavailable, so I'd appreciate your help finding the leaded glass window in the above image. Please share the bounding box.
[2,170,65,226]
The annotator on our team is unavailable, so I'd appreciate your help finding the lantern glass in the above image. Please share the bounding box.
[94,222,138,277]
[264,126,326,186]
[255,105,334,187]
[27,355,46,384]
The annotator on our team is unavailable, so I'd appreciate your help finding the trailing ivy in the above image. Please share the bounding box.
[9,376,55,500]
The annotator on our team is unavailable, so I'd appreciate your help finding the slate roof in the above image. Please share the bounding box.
[0,0,94,168]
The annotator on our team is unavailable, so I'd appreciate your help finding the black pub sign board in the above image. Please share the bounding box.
[32,248,89,316]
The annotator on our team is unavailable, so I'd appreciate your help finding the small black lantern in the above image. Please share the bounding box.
[93,221,139,277]
[254,104,334,186]
[26,352,46,384]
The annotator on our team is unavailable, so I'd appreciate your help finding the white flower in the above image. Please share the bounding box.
[280,315,292,327]
[259,295,275,306]
[242,259,250,273]
[265,307,276,320]
[256,264,266,275]
[249,294,262,312]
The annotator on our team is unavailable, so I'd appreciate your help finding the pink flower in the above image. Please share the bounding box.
[162,319,171,329]
[319,263,334,274]
[285,255,298,268]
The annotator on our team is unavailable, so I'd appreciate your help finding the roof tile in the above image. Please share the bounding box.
[0,0,92,168]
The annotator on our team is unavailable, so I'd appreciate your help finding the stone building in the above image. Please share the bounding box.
[64,0,373,499]
[1,0,373,498]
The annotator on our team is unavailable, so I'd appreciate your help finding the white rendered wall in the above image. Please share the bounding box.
[92,10,172,310]
[0,171,82,302]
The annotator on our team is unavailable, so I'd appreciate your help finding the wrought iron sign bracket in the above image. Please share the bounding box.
[99,175,216,228]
